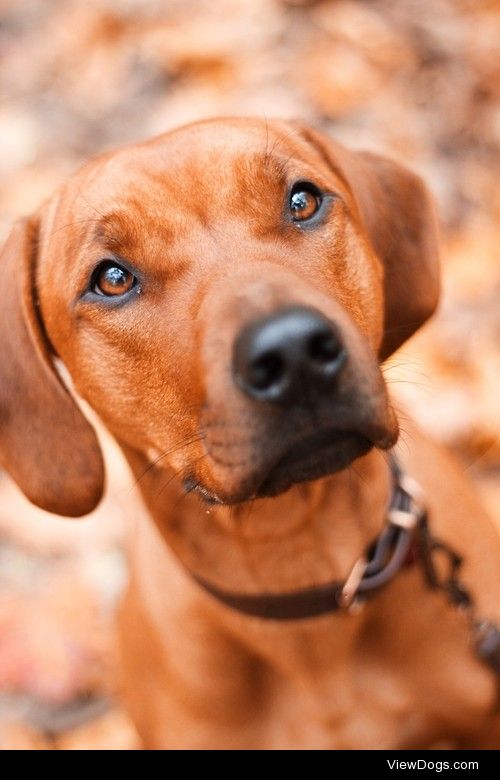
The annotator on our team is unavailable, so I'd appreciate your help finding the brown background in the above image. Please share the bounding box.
[0,0,499,749]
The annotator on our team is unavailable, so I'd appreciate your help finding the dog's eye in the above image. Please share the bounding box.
[289,182,322,222]
[92,261,136,297]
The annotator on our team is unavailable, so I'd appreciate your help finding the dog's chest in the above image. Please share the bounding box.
[242,571,497,748]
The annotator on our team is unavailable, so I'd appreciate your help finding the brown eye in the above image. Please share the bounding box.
[289,183,322,222]
[92,261,136,297]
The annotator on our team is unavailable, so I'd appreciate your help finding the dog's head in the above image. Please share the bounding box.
[0,118,440,515]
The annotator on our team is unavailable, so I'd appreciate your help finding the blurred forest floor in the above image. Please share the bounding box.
[0,0,499,749]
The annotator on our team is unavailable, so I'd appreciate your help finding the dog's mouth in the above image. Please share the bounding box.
[188,426,378,505]
[256,428,372,498]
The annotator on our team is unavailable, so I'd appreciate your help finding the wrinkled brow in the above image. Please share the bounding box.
[91,211,142,253]
[86,154,293,253]
[259,152,293,183]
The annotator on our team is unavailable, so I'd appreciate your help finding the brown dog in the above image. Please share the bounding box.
[1,118,499,749]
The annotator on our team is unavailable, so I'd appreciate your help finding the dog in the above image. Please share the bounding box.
[1,117,499,749]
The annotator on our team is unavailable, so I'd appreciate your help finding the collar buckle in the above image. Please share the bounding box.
[337,557,368,609]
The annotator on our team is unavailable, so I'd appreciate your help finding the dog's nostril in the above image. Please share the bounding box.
[308,332,343,365]
[248,352,284,391]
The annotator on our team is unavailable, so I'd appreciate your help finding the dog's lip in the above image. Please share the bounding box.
[268,426,361,471]
[189,415,397,505]
[256,427,372,497]
[189,426,377,505]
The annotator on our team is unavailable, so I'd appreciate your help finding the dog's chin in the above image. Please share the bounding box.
[187,428,376,505]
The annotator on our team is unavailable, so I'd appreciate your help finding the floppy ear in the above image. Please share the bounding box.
[0,217,105,516]
[299,128,441,359]
[349,150,441,359]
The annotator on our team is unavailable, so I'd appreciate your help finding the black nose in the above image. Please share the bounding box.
[233,306,346,403]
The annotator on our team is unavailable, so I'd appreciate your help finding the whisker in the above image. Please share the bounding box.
[131,432,206,491]
[384,379,433,394]
[76,187,108,221]
[154,464,182,500]
[394,427,413,456]
[48,216,101,238]
[157,452,210,502]
[170,469,208,510]
[382,361,427,373]
[265,127,301,164]
[349,462,370,490]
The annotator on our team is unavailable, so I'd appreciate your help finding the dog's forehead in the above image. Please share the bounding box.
[62,119,325,211]
[44,119,338,249]
[152,118,307,163]
[159,118,284,155]
[40,119,354,279]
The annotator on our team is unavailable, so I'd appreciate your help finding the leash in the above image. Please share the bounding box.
[193,456,500,676]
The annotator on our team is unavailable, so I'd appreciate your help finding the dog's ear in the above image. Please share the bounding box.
[298,127,441,359]
[348,150,441,359]
[0,216,105,516]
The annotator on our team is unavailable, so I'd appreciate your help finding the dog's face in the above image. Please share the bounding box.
[0,118,440,515]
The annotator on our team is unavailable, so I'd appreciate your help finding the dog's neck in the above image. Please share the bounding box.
[122,445,392,593]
